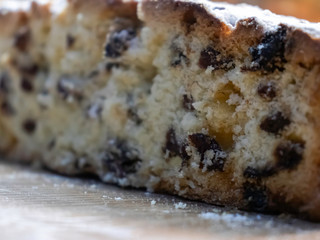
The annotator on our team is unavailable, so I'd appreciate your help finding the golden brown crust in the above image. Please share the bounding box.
[140,0,229,37]
[214,0,320,22]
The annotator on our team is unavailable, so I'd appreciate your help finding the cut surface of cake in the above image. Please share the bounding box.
[1,0,320,221]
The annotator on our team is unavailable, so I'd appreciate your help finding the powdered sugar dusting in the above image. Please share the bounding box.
[201,212,252,222]
[2,0,320,38]
[175,0,320,38]
[174,202,187,209]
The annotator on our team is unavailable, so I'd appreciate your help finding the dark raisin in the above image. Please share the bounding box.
[274,141,304,170]
[260,112,290,135]
[20,78,34,93]
[13,27,30,52]
[182,94,195,111]
[198,47,235,71]
[102,140,141,178]
[170,43,189,67]
[105,63,120,72]
[199,47,218,69]
[163,128,181,158]
[163,128,192,163]
[188,133,226,171]
[189,133,221,157]
[243,166,276,179]
[243,182,268,211]
[48,139,56,150]
[0,72,10,94]
[249,25,288,73]
[128,108,142,125]
[298,62,309,69]
[66,34,75,48]
[104,28,136,58]
[57,78,83,102]
[22,119,37,134]
[1,101,15,116]
[57,79,68,99]
[182,9,197,33]
[88,70,99,78]
[171,51,189,67]
[180,143,191,167]
[19,64,39,77]
[75,93,83,102]
[257,82,276,100]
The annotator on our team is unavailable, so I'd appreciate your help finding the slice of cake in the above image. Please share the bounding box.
[1,0,320,220]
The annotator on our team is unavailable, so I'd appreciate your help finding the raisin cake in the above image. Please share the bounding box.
[1,0,320,221]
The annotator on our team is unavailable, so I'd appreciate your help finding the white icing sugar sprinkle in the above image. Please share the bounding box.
[174,202,187,209]
[199,211,266,228]
[200,212,249,222]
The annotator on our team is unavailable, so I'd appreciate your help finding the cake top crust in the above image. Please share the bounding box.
[1,0,320,38]
[139,0,320,38]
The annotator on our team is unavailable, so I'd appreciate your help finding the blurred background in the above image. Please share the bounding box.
[212,0,320,22]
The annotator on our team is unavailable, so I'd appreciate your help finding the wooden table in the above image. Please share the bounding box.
[0,162,319,240]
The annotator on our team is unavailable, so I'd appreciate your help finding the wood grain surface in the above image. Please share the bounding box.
[0,162,319,240]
